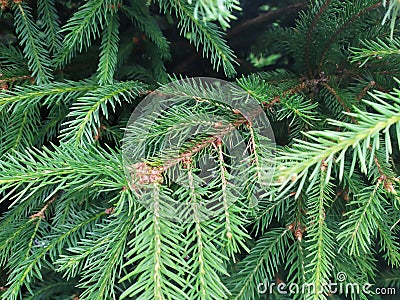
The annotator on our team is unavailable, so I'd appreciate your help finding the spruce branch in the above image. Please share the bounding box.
[23,274,78,300]
[304,171,335,300]
[12,2,53,84]
[1,1,400,298]
[120,186,188,300]
[0,80,98,107]
[228,1,308,38]
[122,0,171,60]
[321,82,352,114]
[377,268,400,288]
[305,0,331,77]
[60,81,147,146]
[375,211,400,267]
[350,37,400,66]
[228,228,291,300]
[56,0,121,66]
[0,44,28,71]
[97,12,120,85]
[0,103,41,154]
[274,87,400,194]
[382,0,400,38]
[37,0,62,54]
[0,144,127,206]
[2,209,106,300]
[58,210,132,300]
[317,1,383,72]
[188,0,241,29]
[158,0,238,77]
[29,192,58,220]
[184,162,230,299]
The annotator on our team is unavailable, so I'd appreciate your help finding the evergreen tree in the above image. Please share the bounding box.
[0,0,400,299]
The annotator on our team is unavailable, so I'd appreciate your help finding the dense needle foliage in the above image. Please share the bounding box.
[0,0,400,299]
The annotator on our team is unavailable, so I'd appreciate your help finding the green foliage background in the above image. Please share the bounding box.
[0,0,400,299]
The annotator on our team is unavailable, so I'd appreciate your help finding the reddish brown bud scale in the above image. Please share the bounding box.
[105,207,115,215]
[294,229,302,242]
[1,0,8,10]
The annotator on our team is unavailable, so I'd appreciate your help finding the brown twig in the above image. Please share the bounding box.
[356,81,376,101]
[321,82,359,124]
[263,80,315,109]
[0,75,34,85]
[227,2,309,38]
[29,193,58,219]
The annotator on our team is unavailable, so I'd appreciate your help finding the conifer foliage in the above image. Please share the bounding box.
[1,0,400,299]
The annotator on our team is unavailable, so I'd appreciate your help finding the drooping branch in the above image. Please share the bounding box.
[318,2,383,72]
[305,0,331,77]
